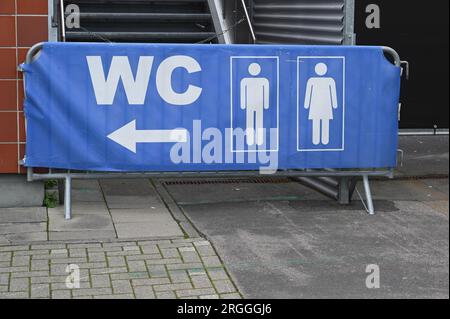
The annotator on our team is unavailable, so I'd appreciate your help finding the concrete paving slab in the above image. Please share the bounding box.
[104,195,162,209]
[178,198,449,298]
[2,232,47,243]
[0,178,187,242]
[100,179,185,239]
[101,179,165,210]
[100,179,156,196]
[115,221,184,239]
[0,178,190,243]
[165,181,329,205]
[0,223,47,235]
[72,188,105,202]
[0,236,9,245]
[110,208,171,223]
[0,207,47,223]
[49,203,109,216]
[48,211,114,232]
[72,180,101,190]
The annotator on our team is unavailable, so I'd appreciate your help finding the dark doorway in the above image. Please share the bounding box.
[355,0,449,129]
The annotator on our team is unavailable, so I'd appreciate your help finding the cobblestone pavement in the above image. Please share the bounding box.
[0,238,242,299]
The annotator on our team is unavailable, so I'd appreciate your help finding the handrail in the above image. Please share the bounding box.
[240,0,256,44]
[60,0,66,41]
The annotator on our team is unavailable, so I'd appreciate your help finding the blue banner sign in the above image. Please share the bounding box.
[23,43,401,172]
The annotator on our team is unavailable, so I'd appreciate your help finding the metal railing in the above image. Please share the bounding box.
[59,0,66,42]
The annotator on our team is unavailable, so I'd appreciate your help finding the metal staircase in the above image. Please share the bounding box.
[55,0,229,44]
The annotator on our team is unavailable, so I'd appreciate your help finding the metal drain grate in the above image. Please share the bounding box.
[161,176,291,186]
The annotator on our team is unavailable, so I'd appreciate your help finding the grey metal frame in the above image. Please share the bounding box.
[343,0,356,45]
[344,0,356,45]
[207,0,227,44]
[21,42,403,220]
[48,0,58,42]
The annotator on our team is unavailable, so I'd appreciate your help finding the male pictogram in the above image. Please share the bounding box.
[240,63,270,146]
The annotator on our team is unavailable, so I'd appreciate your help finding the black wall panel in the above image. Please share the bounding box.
[355,0,449,129]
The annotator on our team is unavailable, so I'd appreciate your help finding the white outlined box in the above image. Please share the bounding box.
[230,56,280,153]
[297,56,346,152]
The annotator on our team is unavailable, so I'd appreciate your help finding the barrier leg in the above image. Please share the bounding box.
[349,177,358,201]
[64,176,72,220]
[27,167,33,182]
[362,175,375,215]
[338,177,350,205]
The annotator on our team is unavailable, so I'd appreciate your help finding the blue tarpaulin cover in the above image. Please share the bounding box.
[22,42,401,172]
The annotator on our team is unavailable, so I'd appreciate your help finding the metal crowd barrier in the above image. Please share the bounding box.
[20,42,404,220]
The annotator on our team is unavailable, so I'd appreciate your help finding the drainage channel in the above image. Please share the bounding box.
[160,176,291,186]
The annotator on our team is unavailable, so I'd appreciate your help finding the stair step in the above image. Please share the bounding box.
[66,31,217,42]
[70,12,212,21]
[66,0,209,14]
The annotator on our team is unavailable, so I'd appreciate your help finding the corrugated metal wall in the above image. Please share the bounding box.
[250,0,354,45]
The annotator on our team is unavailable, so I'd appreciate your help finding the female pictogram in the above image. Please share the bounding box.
[304,63,338,145]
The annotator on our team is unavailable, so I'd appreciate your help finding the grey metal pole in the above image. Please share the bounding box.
[362,175,375,215]
[344,0,356,45]
[27,167,33,182]
[64,175,72,220]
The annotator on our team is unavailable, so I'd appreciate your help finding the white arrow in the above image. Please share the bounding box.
[107,120,188,153]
